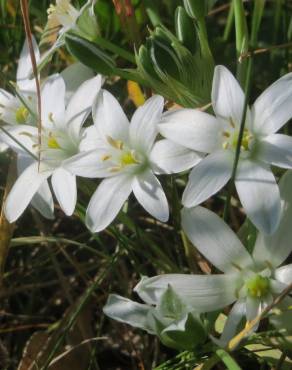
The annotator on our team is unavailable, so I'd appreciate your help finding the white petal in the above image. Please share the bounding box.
[252,72,292,135]
[275,264,292,285]
[63,149,113,178]
[41,74,65,128]
[0,90,21,125]
[218,299,246,347]
[17,155,54,219]
[129,95,163,153]
[66,75,102,139]
[150,139,203,174]
[51,168,77,216]
[235,159,281,235]
[182,206,253,273]
[0,141,8,152]
[253,170,292,267]
[31,181,54,219]
[0,125,37,155]
[5,162,52,222]
[212,65,247,126]
[0,88,14,108]
[93,89,129,143]
[86,174,133,232]
[134,274,237,312]
[61,62,94,105]
[246,296,261,322]
[257,134,292,169]
[270,279,287,294]
[16,35,40,93]
[132,170,169,222]
[103,294,154,334]
[159,109,221,153]
[79,125,105,152]
[182,150,233,208]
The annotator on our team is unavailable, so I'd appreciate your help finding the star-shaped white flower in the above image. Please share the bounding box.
[135,170,292,344]
[4,73,102,222]
[158,65,292,234]
[65,91,201,232]
[0,37,39,151]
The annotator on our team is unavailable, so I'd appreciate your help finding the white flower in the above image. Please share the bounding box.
[4,74,102,222]
[158,65,292,234]
[103,285,207,350]
[40,0,96,69]
[65,91,202,232]
[0,37,39,151]
[47,0,80,33]
[135,170,292,344]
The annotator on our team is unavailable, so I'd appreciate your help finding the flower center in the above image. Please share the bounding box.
[15,106,29,124]
[245,275,270,298]
[102,135,143,173]
[232,128,253,151]
[120,151,139,166]
[47,133,61,149]
[222,119,253,152]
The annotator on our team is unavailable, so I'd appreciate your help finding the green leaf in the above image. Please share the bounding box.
[65,33,116,75]
[183,0,206,20]
[159,313,207,350]
[215,349,242,370]
[175,6,197,54]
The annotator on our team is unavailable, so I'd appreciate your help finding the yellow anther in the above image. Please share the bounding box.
[48,112,55,123]
[231,129,253,151]
[109,165,122,173]
[229,118,236,128]
[222,142,229,150]
[15,106,29,124]
[106,136,124,150]
[101,154,111,161]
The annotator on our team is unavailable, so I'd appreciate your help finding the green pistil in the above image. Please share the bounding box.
[120,151,139,166]
[15,106,29,124]
[48,135,61,149]
[246,275,270,298]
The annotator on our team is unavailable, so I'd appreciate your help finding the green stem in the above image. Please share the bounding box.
[233,0,249,86]
[223,3,234,42]
[223,57,253,222]
[250,0,266,48]
[196,17,214,66]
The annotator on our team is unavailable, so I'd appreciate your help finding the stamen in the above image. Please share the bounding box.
[48,112,55,123]
[106,135,124,150]
[109,165,122,173]
[101,154,111,161]
[229,118,235,128]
